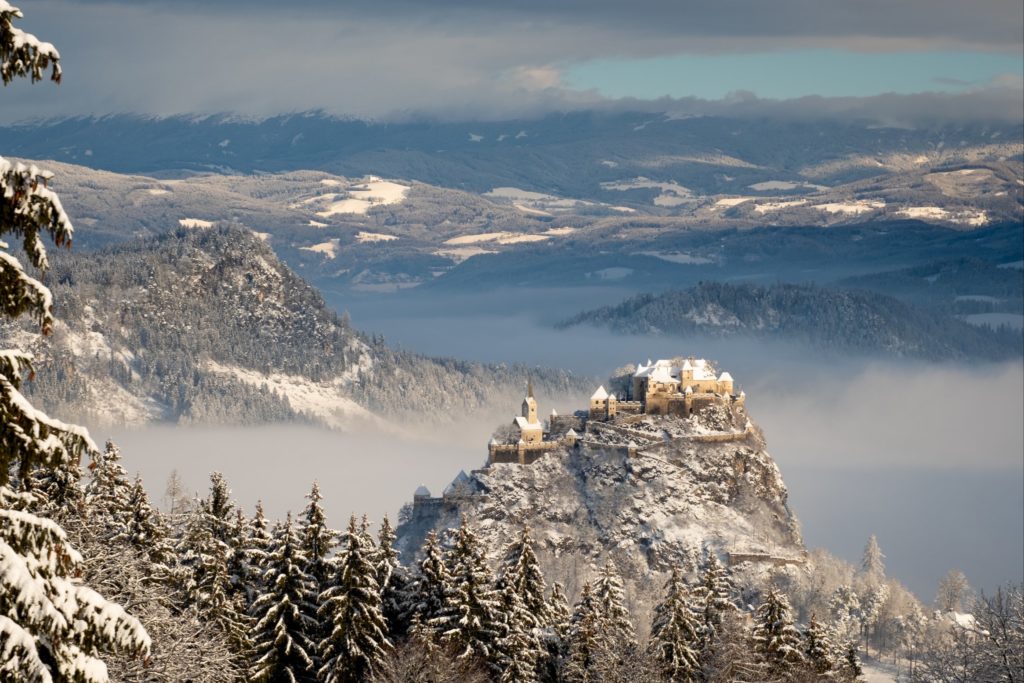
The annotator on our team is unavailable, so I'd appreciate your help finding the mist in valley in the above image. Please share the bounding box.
[101,286,1023,603]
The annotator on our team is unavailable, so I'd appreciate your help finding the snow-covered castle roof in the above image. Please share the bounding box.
[414,485,431,497]
[591,385,609,400]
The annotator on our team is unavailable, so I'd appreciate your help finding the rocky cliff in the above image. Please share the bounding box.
[396,386,804,596]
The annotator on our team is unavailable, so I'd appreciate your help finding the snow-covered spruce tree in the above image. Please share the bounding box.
[299,481,336,657]
[1,6,150,679]
[696,551,736,645]
[173,483,251,661]
[498,526,550,629]
[548,582,571,641]
[649,568,701,682]
[495,526,549,681]
[859,534,885,584]
[318,515,391,683]
[376,515,410,640]
[541,581,572,681]
[407,531,449,631]
[496,584,540,683]
[226,507,258,608]
[433,518,503,674]
[699,610,761,683]
[124,475,172,565]
[245,501,273,602]
[250,512,317,683]
[565,581,602,682]
[592,561,637,651]
[84,440,134,538]
[828,584,862,646]
[800,614,836,678]
[752,588,805,679]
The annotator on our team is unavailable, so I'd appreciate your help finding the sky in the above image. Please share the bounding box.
[4,0,1022,122]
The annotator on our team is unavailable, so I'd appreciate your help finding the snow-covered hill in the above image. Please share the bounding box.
[4,226,585,428]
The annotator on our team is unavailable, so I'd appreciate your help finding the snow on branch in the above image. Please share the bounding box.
[0,362,99,486]
[1,1,61,84]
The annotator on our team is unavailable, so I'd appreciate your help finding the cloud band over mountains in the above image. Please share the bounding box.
[4,0,1022,122]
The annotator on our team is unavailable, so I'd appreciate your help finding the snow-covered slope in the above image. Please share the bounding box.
[6,226,585,428]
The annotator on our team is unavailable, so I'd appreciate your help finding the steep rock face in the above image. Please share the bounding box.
[3,226,585,427]
[396,407,803,586]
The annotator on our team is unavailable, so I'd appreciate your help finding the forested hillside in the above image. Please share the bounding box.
[5,226,584,427]
[559,282,1023,360]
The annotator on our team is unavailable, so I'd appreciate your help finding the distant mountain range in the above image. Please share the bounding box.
[5,227,584,428]
[558,282,1023,361]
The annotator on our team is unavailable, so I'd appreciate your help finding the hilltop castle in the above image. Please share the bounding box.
[487,356,745,465]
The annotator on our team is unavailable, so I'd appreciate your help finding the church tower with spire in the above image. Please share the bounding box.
[521,378,538,423]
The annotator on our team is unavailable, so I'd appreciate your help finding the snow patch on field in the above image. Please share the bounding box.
[636,251,714,265]
[204,360,382,430]
[600,177,694,206]
[609,205,637,213]
[356,231,398,243]
[714,197,754,208]
[179,218,214,229]
[485,187,556,201]
[444,231,553,246]
[300,239,341,259]
[146,188,171,196]
[314,178,410,217]
[748,180,828,191]
[253,232,271,242]
[434,246,498,263]
[544,226,577,236]
[308,220,328,228]
[514,204,553,216]
[754,199,808,213]
[812,200,885,215]
[896,206,989,226]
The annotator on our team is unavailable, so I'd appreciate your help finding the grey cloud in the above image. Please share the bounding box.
[53,0,1024,50]
[5,1,1021,125]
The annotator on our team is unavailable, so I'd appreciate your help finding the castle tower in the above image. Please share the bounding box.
[590,385,610,420]
[718,371,734,395]
[681,358,694,383]
[522,378,538,423]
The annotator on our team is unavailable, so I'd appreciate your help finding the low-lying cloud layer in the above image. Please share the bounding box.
[5,0,1021,123]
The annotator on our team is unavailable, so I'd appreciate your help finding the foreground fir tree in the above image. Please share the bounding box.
[434,518,504,673]
[174,483,252,662]
[298,481,336,658]
[496,584,540,683]
[801,614,837,677]
[407,531,449,631]
[498,526,550,629]
[1,5,150,679]
[84,440,134,538]
[548,582,571,640]
[124,474,171,564]
[376,515,409,639]
[752,588,805,678]
[697,551,736,644]
[250,513,317,683]
[565,581,602,681]
[592,561,637,650]
[318,515,391,683]
[649,568,701,682]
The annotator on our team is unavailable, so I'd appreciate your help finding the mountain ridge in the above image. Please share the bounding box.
[5,225,587,428]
